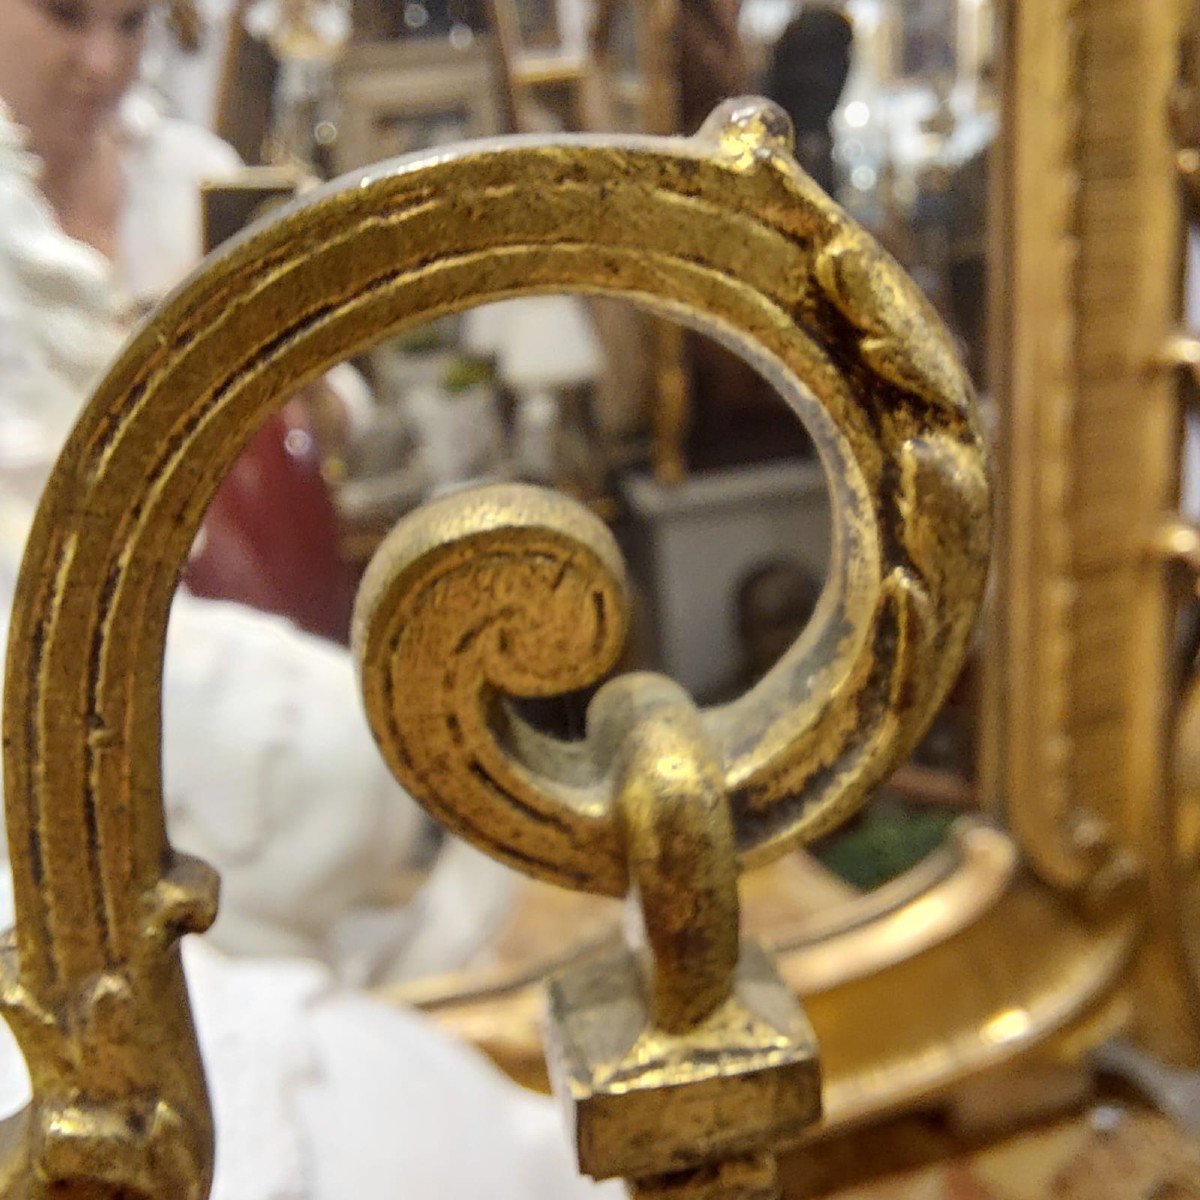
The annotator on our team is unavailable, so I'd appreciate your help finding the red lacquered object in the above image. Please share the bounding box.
[183,398,355,644]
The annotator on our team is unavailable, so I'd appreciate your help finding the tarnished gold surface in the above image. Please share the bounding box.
[599,676,738,1033]
[536,678,816,1193]
[546,943,819,1183]
[352,100,989,892]
[0,96,987,1196]
[353,483,633,893]
[394,824,1138,1135]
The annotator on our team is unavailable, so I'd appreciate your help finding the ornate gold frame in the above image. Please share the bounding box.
[0,96,993,1194]
[982,0,1195,1056]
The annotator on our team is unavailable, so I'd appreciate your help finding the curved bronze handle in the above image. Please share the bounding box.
[353,98,990,894]
[0,97,988,1197]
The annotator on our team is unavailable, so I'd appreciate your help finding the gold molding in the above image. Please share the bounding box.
[984,1,1183,901]
[981,0,1085,886]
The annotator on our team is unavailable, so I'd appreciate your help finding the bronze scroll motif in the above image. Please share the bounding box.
[0,97,987,1197]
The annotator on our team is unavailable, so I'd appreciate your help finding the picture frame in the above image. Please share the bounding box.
[200,166,303,254]
[213,0,278,163]
[873,0,959,88]
[332,38,507,174]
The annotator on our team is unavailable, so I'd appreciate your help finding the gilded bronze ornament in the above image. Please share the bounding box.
[395,0,1188,1126]
[0,96,988,1197]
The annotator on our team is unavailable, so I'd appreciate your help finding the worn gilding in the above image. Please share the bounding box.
[352,98,989,895]
[1,97,987,1197]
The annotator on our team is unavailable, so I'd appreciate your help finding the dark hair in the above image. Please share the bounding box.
[766,5,855,133]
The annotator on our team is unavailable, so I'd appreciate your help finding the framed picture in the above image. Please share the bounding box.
[332,38,507,174]
[201,167,303,254]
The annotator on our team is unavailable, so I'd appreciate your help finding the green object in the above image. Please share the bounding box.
[441,356,494,394]
[817,805,956,891]
[393,322,447,354]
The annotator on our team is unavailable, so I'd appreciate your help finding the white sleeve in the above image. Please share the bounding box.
[118,107,244,302]
[0,172,126,493]
[324,360,377,441]
[162,592,433,978]
[187,936,624,1200]
[0,879,618,1200]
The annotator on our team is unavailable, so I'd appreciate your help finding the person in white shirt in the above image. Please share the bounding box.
[0,2,606,1196]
